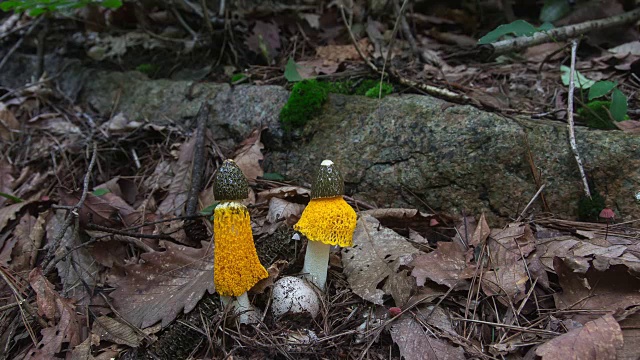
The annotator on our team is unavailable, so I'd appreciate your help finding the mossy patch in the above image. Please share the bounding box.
[279,79,328,129]
[279,78,394,129]
[577,191,606,221]
[577,100,629,130]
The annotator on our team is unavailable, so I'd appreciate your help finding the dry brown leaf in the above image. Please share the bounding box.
[342,214,421,306]
[481,260,528,305]
[0,200,33,233]
[487,223,535,268]
[390,317,465,360]
[553,257,640,316]
[250,259,288,294]
[157,137,195,216]
[0,102,19,141]
[61,191,135,228]
[233,127,264,182]
[245,21,280,60]
[266,197,305,224]
[2,212,46,272]
[296,59,340,78]
[47,211,101,303]
[617,311,640,360]
[0,158,15,207]
[469,212,490,247]
[615,120,640,133]
[316,38,370,62]
[108,241,214,328]
[27,268,83,359]
[256,186,310,203]
[411,241,475,289]
[535,314,623,360]
[92,316,144,347]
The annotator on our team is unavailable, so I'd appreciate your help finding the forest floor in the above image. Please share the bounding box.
[1,1,640,359]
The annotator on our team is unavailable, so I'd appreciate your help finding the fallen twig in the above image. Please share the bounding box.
[42,143,97,273]
[488,8,640,57]
[566,39,591,198]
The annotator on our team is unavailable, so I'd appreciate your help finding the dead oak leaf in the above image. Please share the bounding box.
[487,222,535,268]
[233,127,264,182]
[342,214,420,306]
[553,257,640,315]
[535,314,623,360]
[27,268,83,360]
[108,241,214,328]
[411,241,475,289]
[481,260,529,306]
[390,317,465,360]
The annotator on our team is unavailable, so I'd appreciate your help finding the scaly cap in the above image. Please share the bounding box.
[311,160,344,199]
[214,159,249,201]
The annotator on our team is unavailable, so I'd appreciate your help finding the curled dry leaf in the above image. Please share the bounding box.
[28,268,83,360]
[0,158,15,207]
[535,314,623,360]
[342,214,420,306]
[553,256,640,316]
[390,317,465,360]
[267,197,305,224]
[256,186,310,204]
[1,212,46,272]
[47,212,100,304]
[108,241,214,328]
[480,260,529,306]
[487,223,535,268]
[92,315,145,347]
[61,191,135,228]
[411,241,475,289]
[232,127,265,182]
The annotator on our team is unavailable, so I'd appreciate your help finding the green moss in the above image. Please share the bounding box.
[280,79,328,129]
[577,191,606,221]
[577,100,629,130]
[231,73,247,83]
[365,82,393,98]
[135,63,158,75]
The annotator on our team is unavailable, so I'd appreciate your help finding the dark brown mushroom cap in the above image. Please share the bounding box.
[311,160,344,199]
[214,159,249,201]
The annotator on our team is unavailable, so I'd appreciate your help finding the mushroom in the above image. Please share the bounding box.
[294,160,357,290]
[599,207,615,240]
[213,159,268,323]
[271,276,320,318]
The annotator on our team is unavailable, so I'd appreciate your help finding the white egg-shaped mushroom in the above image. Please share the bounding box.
[271,276,320,318]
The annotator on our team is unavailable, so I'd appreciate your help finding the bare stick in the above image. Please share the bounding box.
[489,8,640,56]
[567,39,591,198]
[339,4,378,73]
[516,183,546,222]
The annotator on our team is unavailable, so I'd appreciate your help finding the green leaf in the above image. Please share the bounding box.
[588,81,617,100]
[478,20,538,44]
[262,172,285,181]
[540,0,571,23]
[560,65,595,89]
[92,188,110,196]
[610,88,627,122]
[537,22,554,31]
[200,202,219,216]
[284,58,303,82]
[101,0,122,8]
[0,192,23,203]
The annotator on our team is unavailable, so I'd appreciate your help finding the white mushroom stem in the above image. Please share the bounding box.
[220,293,256,324]
[302,240,331,290]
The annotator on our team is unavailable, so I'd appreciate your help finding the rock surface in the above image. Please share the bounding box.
[4,54,640,224]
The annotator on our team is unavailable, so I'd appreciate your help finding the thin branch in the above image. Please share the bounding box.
[488,8,640,56]
[42,143,97,274]
[567,39,591,198]
[339,4,378,73]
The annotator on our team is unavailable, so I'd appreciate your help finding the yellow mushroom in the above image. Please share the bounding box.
[294,160,357,290]
[213,159,267,322]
